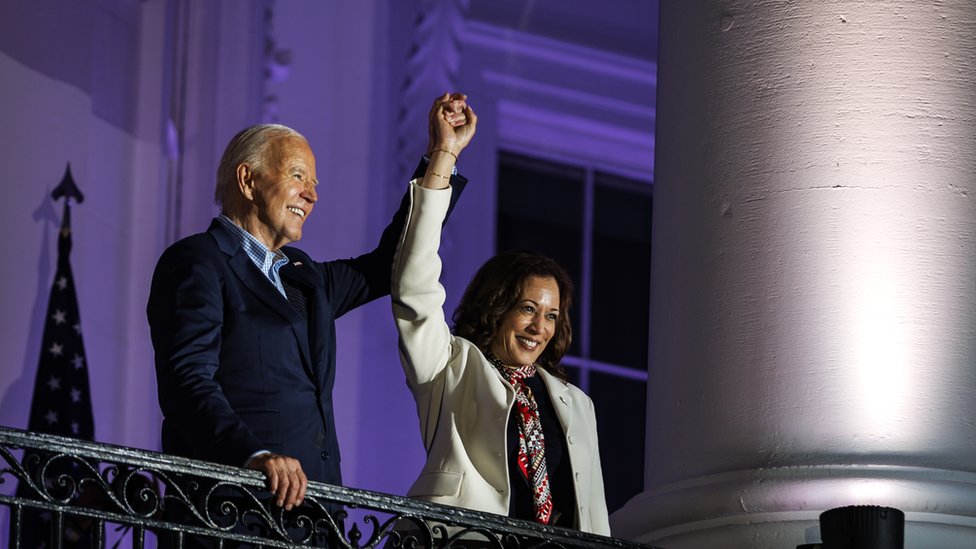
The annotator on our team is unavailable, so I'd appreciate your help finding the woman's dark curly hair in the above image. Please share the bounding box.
[452,251,573,382]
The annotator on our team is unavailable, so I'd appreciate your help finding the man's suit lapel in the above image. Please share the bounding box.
[208,220,316,382]
[280,252,328,386]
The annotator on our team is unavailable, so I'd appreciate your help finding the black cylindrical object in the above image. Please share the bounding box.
[819,505,904,549]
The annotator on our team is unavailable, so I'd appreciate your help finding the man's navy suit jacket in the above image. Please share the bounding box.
[147,165,466,486]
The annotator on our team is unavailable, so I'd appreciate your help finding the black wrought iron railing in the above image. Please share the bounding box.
[0,426,658,548]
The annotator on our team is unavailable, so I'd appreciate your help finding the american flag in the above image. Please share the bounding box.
[14,166,95,548]
[27,168,94,441]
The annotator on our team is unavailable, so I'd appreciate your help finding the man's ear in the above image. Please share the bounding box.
[237,164,256,201]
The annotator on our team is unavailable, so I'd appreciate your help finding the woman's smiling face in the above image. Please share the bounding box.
[489,275,561,367]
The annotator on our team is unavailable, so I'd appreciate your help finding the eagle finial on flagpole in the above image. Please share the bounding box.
[51,163,85,205]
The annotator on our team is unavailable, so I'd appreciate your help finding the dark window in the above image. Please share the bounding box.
[497,153,584,355]
[591,173,653,369]
[496,151,651,513]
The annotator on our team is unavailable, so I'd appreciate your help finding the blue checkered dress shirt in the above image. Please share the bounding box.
[216,215,289,297]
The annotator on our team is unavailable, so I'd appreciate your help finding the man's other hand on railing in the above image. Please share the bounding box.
[246,452,307,510]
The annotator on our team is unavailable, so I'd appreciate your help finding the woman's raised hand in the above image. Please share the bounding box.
[427,92,477,158]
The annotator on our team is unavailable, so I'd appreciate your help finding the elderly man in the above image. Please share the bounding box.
[147,93,475,519]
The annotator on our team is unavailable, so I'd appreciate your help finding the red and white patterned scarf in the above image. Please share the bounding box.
[489,353,554,525]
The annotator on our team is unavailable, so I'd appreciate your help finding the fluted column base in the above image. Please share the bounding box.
[611,465,976,549]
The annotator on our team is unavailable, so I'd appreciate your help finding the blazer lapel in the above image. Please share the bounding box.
[538,369,574,435]
[208,220,316,382]
[279,255,319,288]
[280,253,326,384]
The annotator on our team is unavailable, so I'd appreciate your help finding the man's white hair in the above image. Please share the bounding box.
[214,123,305,209]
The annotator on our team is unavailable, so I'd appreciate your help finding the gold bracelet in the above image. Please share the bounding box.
[429,148,458,162]
[428,170,452,180]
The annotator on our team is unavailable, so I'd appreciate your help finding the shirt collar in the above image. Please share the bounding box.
[216,215,289,276]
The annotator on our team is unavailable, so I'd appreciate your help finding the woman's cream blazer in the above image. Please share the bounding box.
[391,183,610,535]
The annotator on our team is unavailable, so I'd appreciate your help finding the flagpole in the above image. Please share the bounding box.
[29,162,94,441]
[13,162,97,548]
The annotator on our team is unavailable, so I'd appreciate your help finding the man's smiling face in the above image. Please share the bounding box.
[244,135,319,251]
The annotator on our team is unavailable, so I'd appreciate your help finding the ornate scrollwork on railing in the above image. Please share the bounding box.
[0,426,657,548]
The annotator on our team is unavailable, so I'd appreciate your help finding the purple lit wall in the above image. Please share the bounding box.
[0,0,657,513]
[0,0,160,451]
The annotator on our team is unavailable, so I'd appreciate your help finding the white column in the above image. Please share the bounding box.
[612,2,976,548]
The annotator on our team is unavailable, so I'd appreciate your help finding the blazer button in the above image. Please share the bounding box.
[559,396,568,405]
[567,435,576,445]
[575,472,581,482]
[320,450,330,460]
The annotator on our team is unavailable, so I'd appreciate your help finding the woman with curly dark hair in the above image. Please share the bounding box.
[451,251,574,384]
[391,95,609,534]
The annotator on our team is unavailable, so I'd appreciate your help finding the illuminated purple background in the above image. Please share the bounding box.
[0,0,656,510]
